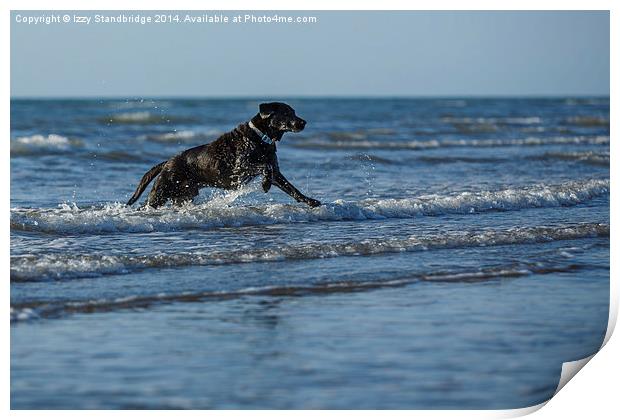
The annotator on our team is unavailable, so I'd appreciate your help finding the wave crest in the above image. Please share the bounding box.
[140,130,222,143]
[537,151,609,166]
[289,136,609,150]
[566,116,609,127]
[10,179,609,235]
[100,112,197,125]
[10,223,608,282]
[11,134,82,155]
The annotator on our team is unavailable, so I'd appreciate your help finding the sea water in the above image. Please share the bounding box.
[10,97,610,409]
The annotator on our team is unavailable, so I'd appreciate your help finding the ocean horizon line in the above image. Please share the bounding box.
[9,94,611,101]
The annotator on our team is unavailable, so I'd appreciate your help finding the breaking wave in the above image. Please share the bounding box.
[10,255,594,321]
[565,116,609,127]
[289,136,609,150]
[327,128,397,141]
[10,134,82,155]
[416,150,610,166]
[536,151,610,166]
[140,129,222,143]
[10,223,608,282]
[100,112,197,124]
[10,179,609,235]
[441,116,543,125]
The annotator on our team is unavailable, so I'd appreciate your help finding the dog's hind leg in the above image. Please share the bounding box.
[147,170,199,208]
[146,170,175,208]
[172,185,200,206]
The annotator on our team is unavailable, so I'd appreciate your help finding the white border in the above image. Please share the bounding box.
[4,1,616,419]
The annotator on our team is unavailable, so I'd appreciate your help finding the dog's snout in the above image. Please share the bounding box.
[295,118,306,130]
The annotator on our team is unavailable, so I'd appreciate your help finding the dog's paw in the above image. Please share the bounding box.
[306,198,322,208]
[262,182,271,193]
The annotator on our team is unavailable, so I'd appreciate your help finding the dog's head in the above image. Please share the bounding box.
[258,102,306,134]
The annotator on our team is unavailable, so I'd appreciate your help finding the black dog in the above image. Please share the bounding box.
[127,102,321,208]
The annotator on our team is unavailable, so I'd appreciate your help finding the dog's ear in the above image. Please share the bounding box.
[259,103,278,119]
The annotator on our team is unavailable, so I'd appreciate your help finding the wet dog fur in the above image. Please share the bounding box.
[126,102,321,208]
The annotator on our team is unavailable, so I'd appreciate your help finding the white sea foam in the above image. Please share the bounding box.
[10,179,609,238]
[566,116,609,127]
[11,256,572,322]
[10,134,80,155]
[108,99,172,109]
[290,136,610,150]
[10,307,40,322]
[540,151,610,165]
[141,129,222,143]
[8,255,597,321]
[103,111,195,124]
[442,116,543,125]
[7,254,590,321]
[107,111,156,123]
[10,222,607,282]
[146,130,197,141]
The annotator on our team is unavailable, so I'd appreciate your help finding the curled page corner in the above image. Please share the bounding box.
[602,293,618,347]
[511,356,598,419]
[502,401,548,418]
[553,354,595,396]
[551,298,617,399]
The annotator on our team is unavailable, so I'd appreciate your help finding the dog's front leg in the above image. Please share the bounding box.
[273,171,321,208]
[261,166,273,193]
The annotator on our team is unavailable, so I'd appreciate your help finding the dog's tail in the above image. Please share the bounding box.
[126,161,167,206]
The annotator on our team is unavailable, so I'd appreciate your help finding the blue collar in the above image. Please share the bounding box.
[248,121,274,145]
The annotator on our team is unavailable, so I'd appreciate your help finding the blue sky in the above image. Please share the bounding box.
[10,11,609,97]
